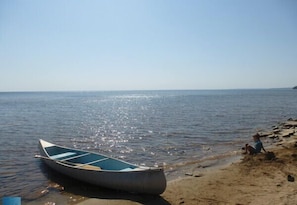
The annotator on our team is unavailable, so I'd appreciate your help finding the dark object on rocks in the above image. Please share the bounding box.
[288,175,295,182]
[265,151,276,160]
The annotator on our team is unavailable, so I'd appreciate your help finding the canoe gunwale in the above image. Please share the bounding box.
[39,139,163,173]
[54,160,163,173]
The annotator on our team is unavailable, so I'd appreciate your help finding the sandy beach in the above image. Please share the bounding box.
[74,119,297,205]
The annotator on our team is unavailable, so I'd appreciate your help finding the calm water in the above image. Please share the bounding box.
[0,89,296,199]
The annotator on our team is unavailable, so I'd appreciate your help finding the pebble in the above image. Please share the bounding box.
[288,175,295,182]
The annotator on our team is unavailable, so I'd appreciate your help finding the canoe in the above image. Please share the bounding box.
[37,139,166,195]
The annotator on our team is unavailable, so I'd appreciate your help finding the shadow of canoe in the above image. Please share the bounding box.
[39,162,171,205]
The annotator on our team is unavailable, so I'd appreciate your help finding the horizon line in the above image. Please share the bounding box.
[0,87,294,93]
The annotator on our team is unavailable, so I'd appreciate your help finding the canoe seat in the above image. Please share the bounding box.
[51,152,76,160]
[121,167,146,171]
[76,164,101,171]
[120,168,134,171]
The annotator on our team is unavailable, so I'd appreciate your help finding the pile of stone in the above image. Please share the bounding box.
[258,118,297,140]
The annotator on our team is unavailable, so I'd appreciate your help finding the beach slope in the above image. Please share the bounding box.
[164,143,297,204]
[78,139,297,205]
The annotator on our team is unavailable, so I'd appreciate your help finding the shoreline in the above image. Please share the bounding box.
[77,118,297,205]
[23,119,297,205]
[23,152,243,205]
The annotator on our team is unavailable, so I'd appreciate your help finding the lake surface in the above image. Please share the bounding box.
[0,89,296,200]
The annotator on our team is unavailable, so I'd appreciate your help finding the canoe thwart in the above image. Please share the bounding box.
[60,153,90,161]
[50,152,76,160]
[81,157,109,165]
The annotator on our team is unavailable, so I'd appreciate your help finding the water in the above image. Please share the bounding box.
[0,89,296,200]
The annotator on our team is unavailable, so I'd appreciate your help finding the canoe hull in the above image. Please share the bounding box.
[38,140,166,195]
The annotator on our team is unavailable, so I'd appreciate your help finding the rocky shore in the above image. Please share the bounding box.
[161,118,297,205]
[258,118,297,139]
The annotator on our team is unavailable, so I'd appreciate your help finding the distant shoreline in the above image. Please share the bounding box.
[0,87,294,93]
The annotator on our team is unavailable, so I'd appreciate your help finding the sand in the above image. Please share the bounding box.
[75,119,297,205]
[76,146,297,204]
[163,143,297,205]
[76,140,297,205]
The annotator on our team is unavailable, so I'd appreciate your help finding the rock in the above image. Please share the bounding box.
[179,198,185,204]
[284,120,297,128]
[265,152,276,160]
[193,172,203,177]
[279,129,295,138]
[268,134,278,139]
[288,175,295,182]
[259,131,273,137]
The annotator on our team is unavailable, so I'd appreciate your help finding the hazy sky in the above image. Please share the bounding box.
[1,0,296,91]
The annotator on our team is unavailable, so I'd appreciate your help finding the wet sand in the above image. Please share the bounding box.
[163,142,297,204]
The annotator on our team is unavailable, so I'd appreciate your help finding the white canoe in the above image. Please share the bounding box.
[37,139,166,195]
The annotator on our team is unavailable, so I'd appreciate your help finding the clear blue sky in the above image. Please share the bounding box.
[1,0,296,91]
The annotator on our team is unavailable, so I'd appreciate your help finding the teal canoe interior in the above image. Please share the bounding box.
[45,146,85,159]
[44,146,138,171]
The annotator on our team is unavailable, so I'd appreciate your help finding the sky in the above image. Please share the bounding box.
[0,0,296,91]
